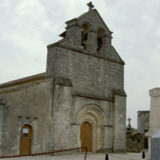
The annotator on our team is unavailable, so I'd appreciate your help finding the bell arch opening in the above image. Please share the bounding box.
[81,23,90,49]
[97,28,105,52]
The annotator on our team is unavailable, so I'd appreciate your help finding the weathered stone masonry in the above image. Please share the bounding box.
[0,4,126,156]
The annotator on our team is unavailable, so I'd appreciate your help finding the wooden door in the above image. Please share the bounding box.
[20,125,32,155]
[80,122,92,152]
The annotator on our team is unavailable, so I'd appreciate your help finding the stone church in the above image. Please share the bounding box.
[0,2,126,156]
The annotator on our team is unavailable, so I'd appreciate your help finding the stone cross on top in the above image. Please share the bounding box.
[128,117,131,125]
[87,2,94,11]
[127,117,132,129]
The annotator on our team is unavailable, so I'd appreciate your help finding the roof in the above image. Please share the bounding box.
[78,9,112,33]
[65,8,112,34]
[0,73,46,89]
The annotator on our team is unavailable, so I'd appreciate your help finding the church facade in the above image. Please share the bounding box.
[0,3,126,156]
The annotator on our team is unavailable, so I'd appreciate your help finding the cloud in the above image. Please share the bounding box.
[0,0,160,127]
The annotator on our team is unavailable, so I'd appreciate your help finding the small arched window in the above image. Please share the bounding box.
[97,28,104,51]
[81,23,89,49]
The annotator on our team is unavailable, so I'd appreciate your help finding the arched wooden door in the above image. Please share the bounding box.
[20,125,32,155]
[80,122,92,152]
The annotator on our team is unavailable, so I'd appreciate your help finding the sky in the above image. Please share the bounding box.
[0,0,160,128]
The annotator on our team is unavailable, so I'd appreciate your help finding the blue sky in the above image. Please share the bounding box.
[0,0,160,127]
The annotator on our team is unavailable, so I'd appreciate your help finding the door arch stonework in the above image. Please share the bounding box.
[76,104,105,152]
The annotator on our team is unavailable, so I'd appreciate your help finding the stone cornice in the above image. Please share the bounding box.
[73,92,113,102]
[47,44,125,65]
[54,77,72,87]
[113,89,127,97]
[104,125,112,127]
[0,73,46,89]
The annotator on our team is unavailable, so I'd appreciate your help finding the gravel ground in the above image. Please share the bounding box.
[0,153,142,160]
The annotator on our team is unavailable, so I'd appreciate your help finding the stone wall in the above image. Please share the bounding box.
[0,78,53,156]
[50,76,115,152]
[113,95,126,152]
[50,78,126,152]
[72,95,113,152]
[46,10,126,151]
[146,88,160,159]
[46,41,126,152]
[0,99,6,155]
[137,111,149,134]
[52,79,73,150]
[47,46,124,98]
[148,88,160,135]
[0,6,126,155]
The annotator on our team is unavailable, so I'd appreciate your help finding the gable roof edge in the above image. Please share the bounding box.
[111,46,125,65]
[93,9,112,33]
[77,9,112,34]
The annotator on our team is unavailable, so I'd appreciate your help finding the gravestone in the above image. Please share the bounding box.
[151,130,160,160]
